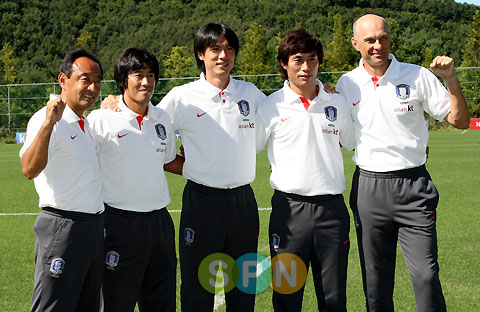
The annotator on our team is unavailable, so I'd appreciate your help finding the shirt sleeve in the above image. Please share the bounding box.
[157,88,181,132]
[338,98,355,151]
[255,98,276,153]
[419,68,451,121]
[19,108,57,160]
[164,118,177,164]
[335,76,346,96]
[86,110,104,154]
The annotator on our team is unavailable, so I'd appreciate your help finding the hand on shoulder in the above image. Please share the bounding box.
[101,95,121,112]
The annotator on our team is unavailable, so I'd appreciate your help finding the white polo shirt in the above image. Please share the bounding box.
[256,80,354,196]
[336,54,451,172]
[87,96,176,212]
[19,104,103,214]
[158,73,266,189]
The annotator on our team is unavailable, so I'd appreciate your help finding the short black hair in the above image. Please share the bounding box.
[193,23,239,74]
[59,49,103,79]
[114,48,160,93]
[277,28,324,80]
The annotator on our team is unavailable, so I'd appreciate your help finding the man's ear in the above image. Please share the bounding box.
[351,37,360,51]
[197,52,204,61]
[58,72,67,90]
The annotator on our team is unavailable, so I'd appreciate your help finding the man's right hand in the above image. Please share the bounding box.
[101,95,121,111]
[45,97,66,127]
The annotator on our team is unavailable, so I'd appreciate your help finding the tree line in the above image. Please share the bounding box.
[1,0,479,82]
[0,0,479,137]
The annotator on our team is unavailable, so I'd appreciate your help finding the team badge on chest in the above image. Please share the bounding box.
[324,106,337,122]
[396,84,410,100]
[155,123,167,140]
[237,100,250,116]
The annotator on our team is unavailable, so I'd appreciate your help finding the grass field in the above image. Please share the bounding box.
[1,129,479,311]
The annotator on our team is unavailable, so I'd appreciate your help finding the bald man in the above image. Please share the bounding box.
[336,14,469,312]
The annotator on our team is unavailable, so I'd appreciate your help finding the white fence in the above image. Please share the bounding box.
[1,69,479,134]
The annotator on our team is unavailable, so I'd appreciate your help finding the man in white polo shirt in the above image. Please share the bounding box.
[336,14,470,312]
[20,49,104,312]
[256,28,354,312]
[87,48,182,312]
[158,23,266,311]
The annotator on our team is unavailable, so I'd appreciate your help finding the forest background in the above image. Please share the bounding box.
[1,0,480,137]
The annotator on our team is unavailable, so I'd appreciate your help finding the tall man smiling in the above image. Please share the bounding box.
[158,23,266,311]
[336,14,470,311]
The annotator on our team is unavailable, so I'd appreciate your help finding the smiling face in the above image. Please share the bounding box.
[352,14,391,76]
[283,51,319,96]
[197,34,235,85]
[59,56,102,117]
[123,66,155,107]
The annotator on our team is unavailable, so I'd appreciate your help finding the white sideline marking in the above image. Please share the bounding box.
[214,292,225,310]
[2,209,272,310]
[213,257,272,310]
[0,213,38,216]
[1,208,272,216]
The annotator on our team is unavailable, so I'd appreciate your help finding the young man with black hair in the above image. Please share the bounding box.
[158,23,266,312]
[20,49,104,312]
[87,48,182,312]
[256,29,354,312]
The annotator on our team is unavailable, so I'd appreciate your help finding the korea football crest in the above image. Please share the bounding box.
[324,106,337,122]
[184,228,195,245]
[237,100,250,116]
[50,258,65,276]
[271,233,280,252]
[396,84,410,100]
[155,123,167,140]
[105,251,120,270]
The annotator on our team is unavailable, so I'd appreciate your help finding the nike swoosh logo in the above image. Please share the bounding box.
[197,112,207,118]
[117,133,128,138]
[281,117,289,122]
[353,100,360,107]
[70,135,77,140]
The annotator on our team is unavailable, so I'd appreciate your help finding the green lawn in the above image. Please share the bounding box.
[1,129,479,311]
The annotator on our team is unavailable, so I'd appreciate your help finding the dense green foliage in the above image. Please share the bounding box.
[0,0,478,82]
[0,0,479,135]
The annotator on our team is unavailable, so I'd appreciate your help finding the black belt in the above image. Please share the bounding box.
[41,206,102,219]
[357,164,427,179]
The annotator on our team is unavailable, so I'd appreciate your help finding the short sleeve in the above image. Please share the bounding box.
[19,108,56,159]
[157,88,181,132]
[164,117,177,164]
[419,68,451,121]
[86,110,104,153]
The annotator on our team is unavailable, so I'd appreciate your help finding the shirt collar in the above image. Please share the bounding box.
[357,53,400,83]
[282,79,327,106]
[118,95,152,121]
[49,94,85,123]
[62,104,85,123]
[199,72,237,100]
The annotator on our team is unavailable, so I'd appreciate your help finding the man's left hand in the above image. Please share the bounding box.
[430,56,456,81]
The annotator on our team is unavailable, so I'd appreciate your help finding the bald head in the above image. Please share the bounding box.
[353,14,390,39]
[351,14,392,76]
